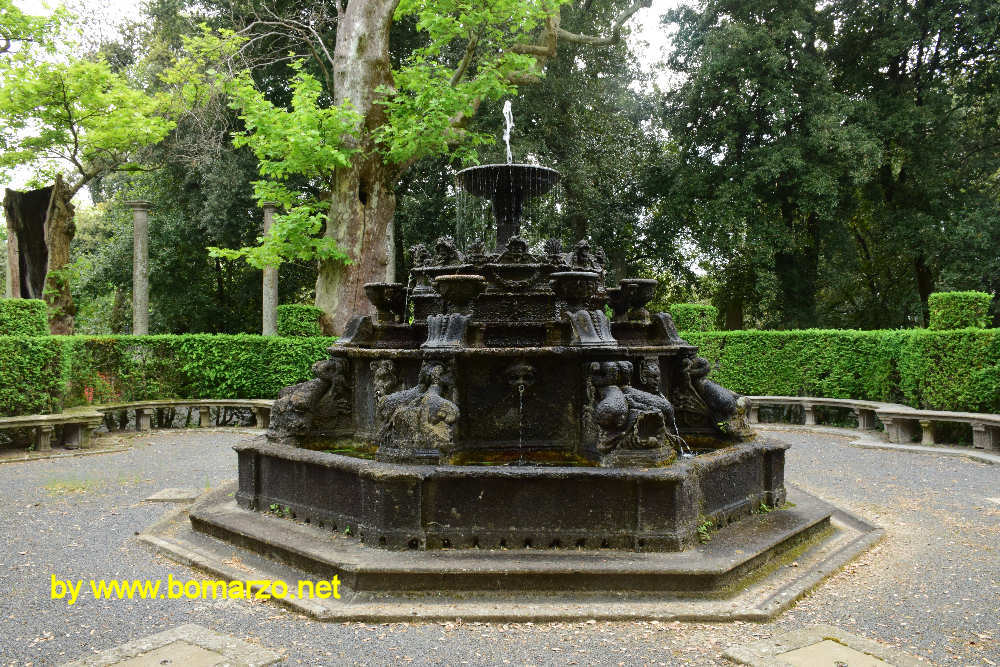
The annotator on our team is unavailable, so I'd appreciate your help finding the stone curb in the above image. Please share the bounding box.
[139,483,882,623]
[756,424,1000,464]
[0,443,130,465]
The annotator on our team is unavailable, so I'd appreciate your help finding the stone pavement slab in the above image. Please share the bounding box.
[143,487,200,503]
[59,623,282,667]
[724,624,923,666]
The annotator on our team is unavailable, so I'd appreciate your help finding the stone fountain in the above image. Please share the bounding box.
[178,158,867,618]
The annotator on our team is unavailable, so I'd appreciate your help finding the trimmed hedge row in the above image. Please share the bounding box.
[686,328,1000,413]
[277,304,326,337]
[0,298,48,336]
[0,335,336,417]
[928,291,992,330]
[669,303,718,331]
[2,329,997,417]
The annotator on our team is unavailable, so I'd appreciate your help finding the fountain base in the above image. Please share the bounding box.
[233,436,786,552]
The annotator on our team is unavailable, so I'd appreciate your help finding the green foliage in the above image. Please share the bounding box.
[378,0,568,165]
[687,328,998,411]
[0,56,174,184]
[210,63,360,269]
[0,334,335,416]
[0,299,48,335]
[671,304,718,332]
[928,292,993,330]
[0,336,67,415]
[277,305,325,337]
[897,329,1000,413]
[660,0,1000,330]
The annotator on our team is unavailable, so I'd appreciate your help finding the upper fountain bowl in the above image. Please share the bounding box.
[456,164,561,198]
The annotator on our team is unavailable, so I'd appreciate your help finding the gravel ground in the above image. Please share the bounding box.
[0,426,997,666]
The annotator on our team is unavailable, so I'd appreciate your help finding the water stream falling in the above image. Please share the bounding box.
[517,383,526,464]
[502,100,514,164]
[671,415,695,458]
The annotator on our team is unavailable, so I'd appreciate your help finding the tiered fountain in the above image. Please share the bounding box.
[185,118,846,611]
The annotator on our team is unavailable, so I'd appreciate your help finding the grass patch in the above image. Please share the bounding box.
[43,477,104,495]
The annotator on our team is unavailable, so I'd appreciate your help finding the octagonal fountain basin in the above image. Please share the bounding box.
[231,437,786,552]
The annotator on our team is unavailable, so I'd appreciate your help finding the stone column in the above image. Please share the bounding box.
[126,201,151,335]
[261,202,279,336]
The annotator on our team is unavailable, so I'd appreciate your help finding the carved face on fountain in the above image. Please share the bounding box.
[505,362,536,390]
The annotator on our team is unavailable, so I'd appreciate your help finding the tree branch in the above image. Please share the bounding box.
[557,0,652,46]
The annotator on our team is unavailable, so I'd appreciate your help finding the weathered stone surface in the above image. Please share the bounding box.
[233,437,786,551]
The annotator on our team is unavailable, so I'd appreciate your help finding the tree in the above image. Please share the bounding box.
[191,0,653,333]
[660,0,1000,330]
[662,0,880,329]
[0,25,175,332]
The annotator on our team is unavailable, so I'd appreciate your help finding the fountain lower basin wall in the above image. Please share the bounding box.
[233,438,786,551]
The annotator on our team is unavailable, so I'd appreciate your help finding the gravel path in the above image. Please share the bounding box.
[1,426,997,666]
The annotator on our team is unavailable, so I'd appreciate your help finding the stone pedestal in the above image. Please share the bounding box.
[972,423,999,450]
[919,419,935,445]
[803,403,817,426]
[855,408,877,430]
[137,409,152,432]
[199,406,212,428]
[36,425,53,451]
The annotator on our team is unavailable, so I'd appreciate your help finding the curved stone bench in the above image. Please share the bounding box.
[748,395,999,451]
[0,408,104,451]
[0,399,274,453]
[97,399,274,431]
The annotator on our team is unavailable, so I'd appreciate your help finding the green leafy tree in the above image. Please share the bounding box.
[0,18,176,331]
[176,0,653,333]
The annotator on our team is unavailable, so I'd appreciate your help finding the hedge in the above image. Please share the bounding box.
[0,298,48,336]
[0,334,336,417]
[669,304,718,332]
[277,304,325,337]
[2,329,998,417]
[685,328,999,413]
[928,291,992,330]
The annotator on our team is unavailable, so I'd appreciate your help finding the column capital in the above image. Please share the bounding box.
[125,200,152,211]
[260,201,280,210]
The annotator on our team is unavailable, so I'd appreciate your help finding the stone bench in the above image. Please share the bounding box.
[876,408,1000,451]
[748,395,1000,451]
[0,409,105,451]
[1,399,274,453]
[96,399,274,431]
[748,396,886,431]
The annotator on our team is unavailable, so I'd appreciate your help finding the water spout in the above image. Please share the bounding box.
[517,383,525,464]
[502,100,514,164]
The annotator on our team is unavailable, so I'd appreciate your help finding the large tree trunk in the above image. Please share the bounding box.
[2,174,76,334]
[316,0,400,334]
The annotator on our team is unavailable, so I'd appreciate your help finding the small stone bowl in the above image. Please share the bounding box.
[619,278,658,321]
[550,271,601,309]
[364,282,407,324]
[433,274,487,314]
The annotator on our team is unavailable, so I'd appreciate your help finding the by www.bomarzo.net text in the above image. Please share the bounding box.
[50,574,341,605]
